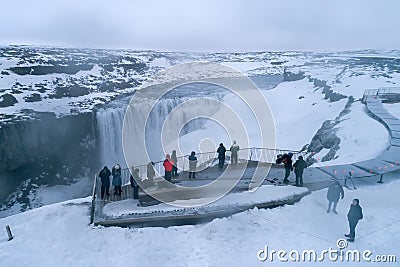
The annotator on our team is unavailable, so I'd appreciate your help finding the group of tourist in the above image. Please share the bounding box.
[162,140,241,181]
[98,164,122,199]
[98,162,156,200]
[98,143,363,243]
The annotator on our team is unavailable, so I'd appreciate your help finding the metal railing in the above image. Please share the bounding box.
[363,87,400,102]
[118,147,306,185]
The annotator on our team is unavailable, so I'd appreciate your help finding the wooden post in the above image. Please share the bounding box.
[377,174,384,183]
[6,225,13,241]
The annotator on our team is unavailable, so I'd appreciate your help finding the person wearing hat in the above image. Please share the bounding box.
[112,164,122,195]
[345,198,363,242]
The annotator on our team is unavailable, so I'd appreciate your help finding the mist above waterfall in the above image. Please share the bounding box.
[95,76,279,170]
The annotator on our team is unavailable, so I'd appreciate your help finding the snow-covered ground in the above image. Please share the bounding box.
[0,177,92,219]
[103,185,308,217]
[1,46,399,220]
[315,101,389,166]
[264,78,346,150]
[1,176,399,266]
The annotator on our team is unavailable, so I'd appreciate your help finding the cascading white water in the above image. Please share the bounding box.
[96,106,126,169]
[95,95,223,169]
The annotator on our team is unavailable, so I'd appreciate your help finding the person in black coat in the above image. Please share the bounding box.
[130,168,140,199]
[345,198,363,242]
[217,143,227,170]
[326,180,344,214]
[99,166,111,199]
[282,153,293,184]
[293,156,307,187]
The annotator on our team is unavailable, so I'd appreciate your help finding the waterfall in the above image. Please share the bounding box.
[95,75,279,169]
[95,95,223,169]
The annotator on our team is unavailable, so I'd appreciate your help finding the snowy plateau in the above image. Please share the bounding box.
[0,46,399,266]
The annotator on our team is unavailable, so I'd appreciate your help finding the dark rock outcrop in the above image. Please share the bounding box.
[0,94,18,107]
[0,113,97,203]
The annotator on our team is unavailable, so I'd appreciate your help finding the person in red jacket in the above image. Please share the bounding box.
[163,154,174,182]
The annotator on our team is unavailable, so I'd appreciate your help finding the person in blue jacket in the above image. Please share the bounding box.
[112,164,122,196]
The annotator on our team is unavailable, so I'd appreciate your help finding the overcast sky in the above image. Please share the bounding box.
[1,0,399,52]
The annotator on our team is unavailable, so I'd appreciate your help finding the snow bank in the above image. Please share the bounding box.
[1,178,399,266]
[264,78,347,150]
[314,101,389,166]
[102,185,309,217]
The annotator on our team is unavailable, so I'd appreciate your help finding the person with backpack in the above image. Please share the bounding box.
[188,151,198,179]
[163,154,174,182]
[293,156,307,187]
[326,180,345,214]
[112,164,122,195]
[98,166,111,199]
[217,143,227,170]
[130,168,140,199]
[345,198,363,242]
[282,153,293,184]
[230,140,240,166]
[171,150,178,177]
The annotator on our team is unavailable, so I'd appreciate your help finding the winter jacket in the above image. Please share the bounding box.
[217,146,227,159]
[282,155,293,170]
[112,175,122,186]
[130,173,139,188]
[99,168,111,186]
[147,163,155,179]
[189,154,197,170]
[230,145,240,155]
[327,182,345,202]
[347,204,363,222]
[293,159,307,174]
[163,159,174,172]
